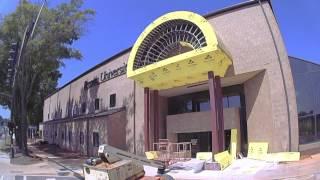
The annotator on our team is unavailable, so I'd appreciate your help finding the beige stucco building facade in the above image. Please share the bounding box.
[42,0,319,157]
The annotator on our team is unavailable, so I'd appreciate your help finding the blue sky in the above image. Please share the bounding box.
[0,0,319,118]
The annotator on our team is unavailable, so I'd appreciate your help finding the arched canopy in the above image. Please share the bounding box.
[127,11,232,90]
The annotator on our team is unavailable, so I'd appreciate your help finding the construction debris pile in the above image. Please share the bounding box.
[83,144,165,180]
[82,129,301,179]
[145,129,301,174]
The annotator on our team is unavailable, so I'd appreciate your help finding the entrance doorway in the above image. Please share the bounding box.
[178,132,212,157]
[177,130,233,157]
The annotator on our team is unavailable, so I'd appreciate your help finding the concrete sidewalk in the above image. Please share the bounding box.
[0,150,67,177]
[29,143,87,178]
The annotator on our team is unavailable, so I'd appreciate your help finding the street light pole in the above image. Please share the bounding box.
[9,0,47,158]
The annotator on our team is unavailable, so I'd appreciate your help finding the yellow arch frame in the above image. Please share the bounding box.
[127,11,232,90]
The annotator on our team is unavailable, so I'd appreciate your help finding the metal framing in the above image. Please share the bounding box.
[133,20,207,70]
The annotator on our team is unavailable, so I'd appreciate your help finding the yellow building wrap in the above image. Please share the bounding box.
[196,152,212,161]
[214,150,232,170]
[230,129,237,160]
[247,142,269,160]
[127,11,232,90]
[264,152,300,162]
[145,151,158,160]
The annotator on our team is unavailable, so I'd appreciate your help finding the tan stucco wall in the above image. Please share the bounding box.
[134,85,145,155]
[56,85,70,118]
[43,52,138,154]
[207,2,299,151]
[43,98,50,121]
[43,110,127,156]
[244,71,274,147]
[48,92,58,120]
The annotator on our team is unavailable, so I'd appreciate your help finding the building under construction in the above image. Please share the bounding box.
[42,0,320,156]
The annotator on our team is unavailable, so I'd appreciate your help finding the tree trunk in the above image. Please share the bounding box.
[20,96,28,155]
[14,88,23,149]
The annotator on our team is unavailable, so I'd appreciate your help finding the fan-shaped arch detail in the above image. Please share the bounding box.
[127,11,232,90]
[133,19,207,70]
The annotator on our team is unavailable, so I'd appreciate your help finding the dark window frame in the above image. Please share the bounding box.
[80,132,84,145]
[110,94,116,107]
[61,131,64,140]
[95,98,100,110]
[81,102,86,114]
[93,132,99,147]
[68,131,72,143]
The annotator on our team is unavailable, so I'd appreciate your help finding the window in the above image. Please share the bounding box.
[168,87,243,115]
[69,131,72,143]
[168,91,209,115]
[290,57,320,144]
[81,102,86,114]
[223,95,241,108]
[317,114,320,139]
[95,98,100,110]
[61,131,64,140]
[193,96,210,112]
[80,132,84,145]
[299,115,315,144]
[110,94,116,107]
[93,132,99,147]
[73,108,78,116]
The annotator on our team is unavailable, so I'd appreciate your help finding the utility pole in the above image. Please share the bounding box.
[6,0,47,158]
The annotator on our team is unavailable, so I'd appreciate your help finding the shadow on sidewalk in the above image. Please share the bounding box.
[29,143,86,179]
[30,143,87,159]
[10,154,43,165]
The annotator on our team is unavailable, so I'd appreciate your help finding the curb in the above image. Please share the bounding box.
[46,157,84,180]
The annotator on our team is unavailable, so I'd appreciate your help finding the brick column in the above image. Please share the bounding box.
[215,76,224,151]
[153,90,159,143]
[144,87,150,151]
[208,71,220,154]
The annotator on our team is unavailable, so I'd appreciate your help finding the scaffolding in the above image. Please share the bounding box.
[152,139,192,165]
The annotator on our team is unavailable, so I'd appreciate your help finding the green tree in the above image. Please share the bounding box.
[0,0,94,155]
